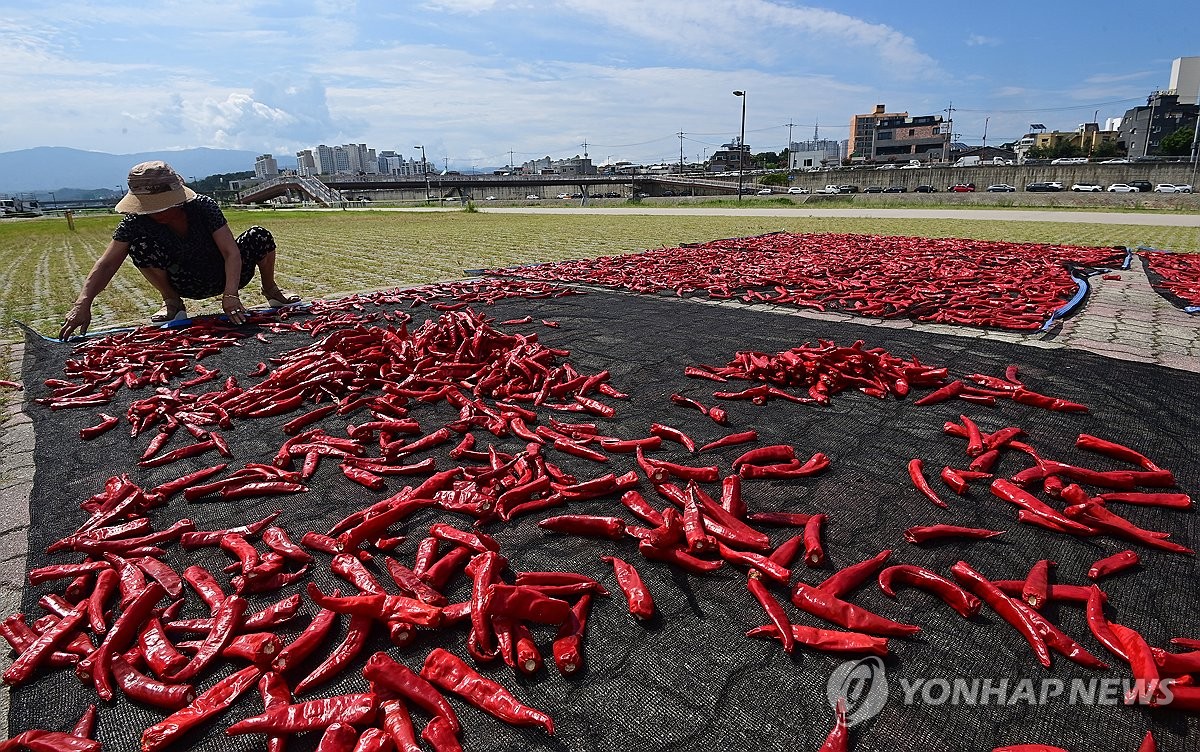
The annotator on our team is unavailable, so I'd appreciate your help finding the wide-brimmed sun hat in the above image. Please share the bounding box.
[115,161,197,214]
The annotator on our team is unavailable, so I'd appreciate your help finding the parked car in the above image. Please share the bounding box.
[525,194,541,199]
[837,185,860,193]
[914,185,937,193]
[875,163,898,170]
[986,184,1017,192]
[1051,157,1088,164]
[1154,184,1182,193]
[1070,183,1103,192]
[1175,184,1193,193]
[949,183,976,192]
[1128,181,1153,193]
[756,188,773,195]
[786,186,810,194]
[816,185,841,194]
[883,185,907,193]
[1100,158,1131,164]
[1106,184,1139,193]
[863,186,884,193]
[1026,181,1063,192]
[484,195,497,200]
[899,161,924,170]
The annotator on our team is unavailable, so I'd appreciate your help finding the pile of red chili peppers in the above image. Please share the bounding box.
[490,232,1126,330]
[3,269,1196,751]
[1139,250,1200,308]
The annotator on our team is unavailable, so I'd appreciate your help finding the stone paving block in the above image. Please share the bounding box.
[0,483,31,529]
[1,422,33,448]
[1022,340,1064,350]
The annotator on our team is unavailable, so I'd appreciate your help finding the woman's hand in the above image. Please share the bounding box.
[222,293,248,325]
[60,301,92,340]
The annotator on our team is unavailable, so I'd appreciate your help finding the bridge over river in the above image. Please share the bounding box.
[236,173,745,206]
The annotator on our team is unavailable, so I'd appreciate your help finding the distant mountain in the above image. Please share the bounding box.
[0,147,297,194]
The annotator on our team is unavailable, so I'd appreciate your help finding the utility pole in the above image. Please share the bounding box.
[1144,93,1157,158]
[943,101,955,164]
[509,149,514,171]
[678,131,685,175]
[982,117,989,149]
[733,90,747,201]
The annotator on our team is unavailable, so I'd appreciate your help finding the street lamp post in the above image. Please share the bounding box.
[414,145,430,200]
[733,91,746,201]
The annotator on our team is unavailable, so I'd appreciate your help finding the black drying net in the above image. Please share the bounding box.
[12,286,1200,752]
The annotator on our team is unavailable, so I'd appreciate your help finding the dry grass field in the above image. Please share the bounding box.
[1,206,1197,383]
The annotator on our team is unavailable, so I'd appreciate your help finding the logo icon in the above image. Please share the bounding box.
[827,657,888,726]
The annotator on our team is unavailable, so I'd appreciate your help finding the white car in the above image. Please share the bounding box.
[1107,184,1139,193]
[525,194,541,200]
[484,195,496,200]
[786,186,810,194]
[899,162,923,169]
[1176,184,1193,193]
[1051,157,1088,164]
[1070,183,1102,192]
[1153,184,1182,193]
[1100,158,1131,164]
[756,188,773,195]
[875,163,897,170]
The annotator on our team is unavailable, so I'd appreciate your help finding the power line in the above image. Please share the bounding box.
[953,97,1142,114]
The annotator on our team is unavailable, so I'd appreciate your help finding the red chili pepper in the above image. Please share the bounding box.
[83,581,166,700]
[111,654,195,710]
[1021,559,1053,608]
[913,379,964,406]
[377,698,423,752]
[429,523,500,553]
[1088,549,1140,580]
[700,429,753,453]
[1096,492,1191,510]
[818,550,892,598]
[364,651,460,733]
[818,698,849,752]
[803,513,827,566]
[732,444,796,469]
[950,561,1051,667]
[1110,623,1168,705]
[2,604,88,686]
[294,613,372,695]
[331,552,387,594]
[552,594,591,675]
[940,466,970,495]
[71,704,98,740]
[877,564,981,618]
[420,716,463,752]
[1075,433,1160,470]
[649,422,695,452]
[538,514,626,539]
[227,692,378,735]
[907,458,947,509]
[168,595,247,683]
[306,583,443,627]
[747,570,793,652]
[1011,600,1109,671]
[138,617,190,677]
[747,624,888,656]
[420,648,554,733]
[791,583,920,638]
[601,555,655,620]
[80,413,120,440]
[904,524,1004,545]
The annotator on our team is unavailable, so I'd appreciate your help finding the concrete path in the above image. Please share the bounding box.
[331,204,1200,227]
[476,206,1200,226]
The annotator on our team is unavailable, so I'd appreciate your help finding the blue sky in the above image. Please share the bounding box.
[1,1,1196,168]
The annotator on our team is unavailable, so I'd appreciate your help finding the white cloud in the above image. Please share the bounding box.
[559,0,941,75]
[965,34,1000,47]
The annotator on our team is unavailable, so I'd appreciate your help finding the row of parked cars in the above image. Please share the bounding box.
[1022,181,1192,193]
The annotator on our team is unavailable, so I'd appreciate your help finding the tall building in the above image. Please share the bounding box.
[849,104,947,163]
[254,154,279,180]
[1117,92,1199,157]
[315,145,336,175]
[1169,56,1200,105]
[295,149,317,177]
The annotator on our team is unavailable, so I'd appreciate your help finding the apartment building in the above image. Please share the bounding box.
[849,105,947,163]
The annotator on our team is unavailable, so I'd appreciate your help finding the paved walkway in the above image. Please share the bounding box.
[477,206,1200,226]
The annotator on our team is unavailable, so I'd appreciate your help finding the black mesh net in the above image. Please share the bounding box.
[11,286,1200,751]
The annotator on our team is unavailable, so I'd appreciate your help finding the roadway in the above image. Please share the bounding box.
[331,205,1200,227]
